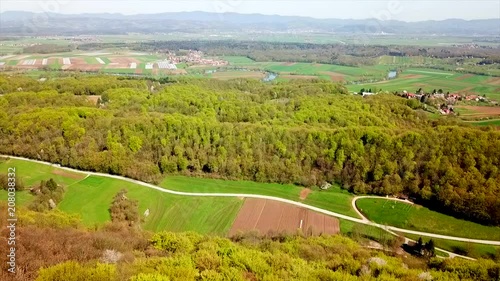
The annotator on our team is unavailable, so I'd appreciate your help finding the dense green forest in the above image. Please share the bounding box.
[0,75,499,226]
[1,203,499,281]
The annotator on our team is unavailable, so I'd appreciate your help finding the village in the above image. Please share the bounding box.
[165,50,228,66]
[358,87,497,116]
[398,89,495,115]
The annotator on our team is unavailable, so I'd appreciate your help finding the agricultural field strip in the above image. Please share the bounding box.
[96,58,106,64]
[3,154,500,246]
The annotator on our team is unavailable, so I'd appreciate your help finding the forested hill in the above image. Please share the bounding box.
[0,75,499,226]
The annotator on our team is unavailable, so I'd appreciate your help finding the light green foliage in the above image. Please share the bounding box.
[129,273,170,281]
[36,261,116,281]
[128,136,143,153]
[150,232,201,254]
[38,232,500,280]
[18,208,81,228]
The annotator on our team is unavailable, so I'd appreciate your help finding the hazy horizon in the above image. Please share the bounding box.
[1,0,499,22]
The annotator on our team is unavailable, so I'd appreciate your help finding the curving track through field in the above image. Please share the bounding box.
[3,155,499,259]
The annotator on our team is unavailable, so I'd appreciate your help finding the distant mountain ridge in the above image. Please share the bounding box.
[0,11,499,36]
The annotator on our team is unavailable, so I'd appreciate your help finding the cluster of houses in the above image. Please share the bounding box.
[403,91,488,103]
[167,50,228,66]
[399,89,491,115]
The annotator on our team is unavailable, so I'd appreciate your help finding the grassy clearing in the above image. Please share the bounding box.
[404,233,499,259]
[58,175,243,235]
[467,119,500,127]
[0,158,84,187]
[211,71,265,80]
[84,57,97,64]
[346,69,498,96]
[356,198,500,241]
[0,159,242,235]
[0,190,33,206]
[339,219,395,244]
[160,176,358,217]
[223,56,255,64]
[7,60,19,66]
[102,68,137,74]
[243,62,389,82]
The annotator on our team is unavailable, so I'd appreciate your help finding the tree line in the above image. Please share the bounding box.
[0,75,499,226]
[77,40,500,68]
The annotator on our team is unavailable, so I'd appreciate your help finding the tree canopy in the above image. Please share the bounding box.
[0,75,499,225]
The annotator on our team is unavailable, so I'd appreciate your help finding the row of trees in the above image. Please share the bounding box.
[0,75,499,225]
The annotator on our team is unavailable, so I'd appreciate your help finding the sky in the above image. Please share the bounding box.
[1,0,499,22]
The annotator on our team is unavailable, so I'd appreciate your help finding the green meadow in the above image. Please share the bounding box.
[469,119,500,127]
[356,198,500,241]
[0,158,242,235]
[161,175,358,218]
[347,69,499,96]
[404,233,500,259]
[58,175,243,235]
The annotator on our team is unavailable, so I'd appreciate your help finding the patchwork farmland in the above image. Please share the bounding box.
[1,51,498,98]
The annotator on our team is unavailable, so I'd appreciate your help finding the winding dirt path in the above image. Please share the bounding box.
[3,155,498,260]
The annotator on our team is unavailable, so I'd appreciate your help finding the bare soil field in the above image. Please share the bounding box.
[402,74,425,79]
[67,57,102,71]
[108,57,140,68]
[228,198,339,237]
[164,69,188,75]
[456,106,500,118]
[486,77,500,86]
[299,188,311,200]
[51,169,86,180]
[320,71,345,82]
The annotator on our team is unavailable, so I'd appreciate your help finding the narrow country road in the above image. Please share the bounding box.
[3,155,500,255]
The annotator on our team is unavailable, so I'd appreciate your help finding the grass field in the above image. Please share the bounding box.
[102,68,137,74]
[0,158,243,235]
[468,119,500,127]
[160,176,358,217]
[223,56,255,64]
[211,70,266,80]
[58,175,243,234]
[356,198,500,241]
[7,60,19,66]
[0,158,84,187]
[238,62,390,82]
[404,233,500,259]
[346,68,499,97]
[84,57,97,64]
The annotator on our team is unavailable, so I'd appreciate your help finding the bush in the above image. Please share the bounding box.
[36,261,116,281]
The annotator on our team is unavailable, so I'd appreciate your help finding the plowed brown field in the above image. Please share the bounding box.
[228,198,339,236]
